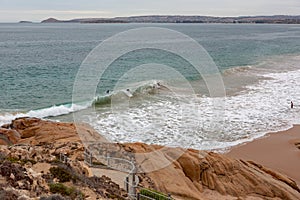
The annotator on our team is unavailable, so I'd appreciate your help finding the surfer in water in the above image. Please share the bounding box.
[291,101,294,109]
[125,89,133,97]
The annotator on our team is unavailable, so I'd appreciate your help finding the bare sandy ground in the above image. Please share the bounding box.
[227,125,300,186]
[91,168,127,189]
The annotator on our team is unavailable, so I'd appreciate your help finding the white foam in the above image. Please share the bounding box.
[0,103,88,126]
[0,113,28,126]
[28,104,88,118]
[89,68,300,151]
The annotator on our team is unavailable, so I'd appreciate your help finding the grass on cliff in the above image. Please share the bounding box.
[50,166,75,183]
[3,156,37,165]
[139,188,172,200]
[49,183,84,199]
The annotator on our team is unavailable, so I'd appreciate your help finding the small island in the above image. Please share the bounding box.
[19,21,33,23]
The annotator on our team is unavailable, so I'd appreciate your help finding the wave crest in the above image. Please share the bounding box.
[223,65,253,75]
[0,80,164,126]
[92,81,163,106]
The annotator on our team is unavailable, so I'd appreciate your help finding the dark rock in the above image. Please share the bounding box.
[0,188,18,200]
[1,124,10,129]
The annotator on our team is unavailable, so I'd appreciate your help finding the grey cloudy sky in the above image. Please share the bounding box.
[0,0,299,22]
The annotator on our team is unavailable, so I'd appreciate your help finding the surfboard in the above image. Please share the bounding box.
[124,90,133,97]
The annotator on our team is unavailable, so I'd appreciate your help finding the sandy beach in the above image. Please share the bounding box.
[227,125,300,186]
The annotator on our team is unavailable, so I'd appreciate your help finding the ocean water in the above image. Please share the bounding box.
[1,23,300,151]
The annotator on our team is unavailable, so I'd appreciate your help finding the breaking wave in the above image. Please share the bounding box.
[0,80,164,126]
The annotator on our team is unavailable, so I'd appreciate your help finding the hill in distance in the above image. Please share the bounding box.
[41,15,300,24]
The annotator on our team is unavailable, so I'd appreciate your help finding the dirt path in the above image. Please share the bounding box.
[91,168,128,189]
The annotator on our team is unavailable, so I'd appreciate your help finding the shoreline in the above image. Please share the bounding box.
[226,124,300,186]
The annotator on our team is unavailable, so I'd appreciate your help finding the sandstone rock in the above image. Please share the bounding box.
[0,128,20,144]
[0,137,10,145]
[121,143,300,200]
[1,124,10,129]
[0,117,106,145]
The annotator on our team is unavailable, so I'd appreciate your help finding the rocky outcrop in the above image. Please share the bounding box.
[122,143,300,200]
[0,141,127,199]
[0,128,20,145]
[0,117,106,145]
[1,118,300,199]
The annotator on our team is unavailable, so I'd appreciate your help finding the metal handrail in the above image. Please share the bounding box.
[84,143,173,200]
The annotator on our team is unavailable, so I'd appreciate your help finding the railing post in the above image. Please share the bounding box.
[125,176,129,193]
[132,172,135,183]
[132,181,137,198]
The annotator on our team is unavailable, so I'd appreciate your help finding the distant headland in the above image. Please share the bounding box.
[41,15,300,24]
[19,21,33,23]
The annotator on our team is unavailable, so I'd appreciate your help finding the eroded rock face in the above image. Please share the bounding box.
[122,143,300,200]
[0,117,106,145]
[0,128,20,145]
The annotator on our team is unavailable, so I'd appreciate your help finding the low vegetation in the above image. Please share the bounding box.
[139,188,171,200]
[49,183,84,200]
[49,166,74,183]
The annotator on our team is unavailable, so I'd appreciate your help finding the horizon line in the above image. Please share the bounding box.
[1,14,300,23]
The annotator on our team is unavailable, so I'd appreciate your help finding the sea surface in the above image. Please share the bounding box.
[1,23,300,151]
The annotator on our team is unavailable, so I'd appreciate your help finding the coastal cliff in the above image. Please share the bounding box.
[0,118,300,199]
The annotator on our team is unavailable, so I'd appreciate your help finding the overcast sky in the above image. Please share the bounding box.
[0,0,299,22]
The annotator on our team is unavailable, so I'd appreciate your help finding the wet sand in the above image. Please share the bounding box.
[227,125,300,186]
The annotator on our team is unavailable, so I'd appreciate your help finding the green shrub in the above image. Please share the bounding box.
[50,167,73,182]
[21,159,37,165]
[49,183,84,200]
[5,157,37,165]
[139,188,171,200]
[49,183,72,196]
[6,157,19,163]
